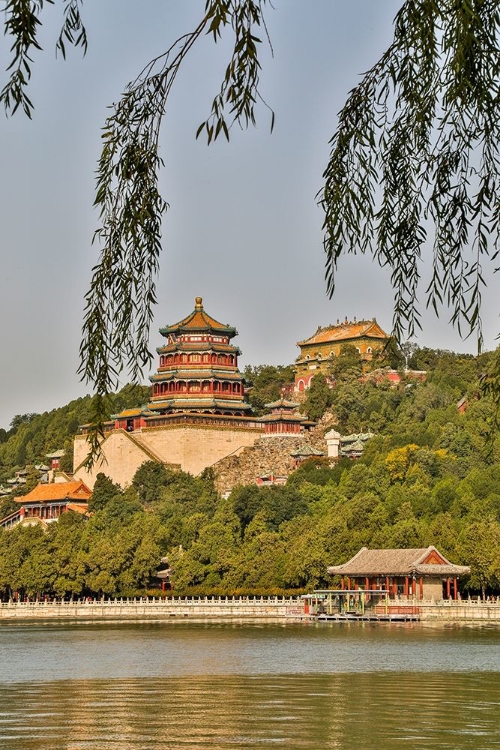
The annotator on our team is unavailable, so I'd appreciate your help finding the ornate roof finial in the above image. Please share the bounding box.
[195,296,203,310]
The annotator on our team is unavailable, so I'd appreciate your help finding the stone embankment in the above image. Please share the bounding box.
[2,597,500,622]
[0,596,301,621]
[419,599,500,622]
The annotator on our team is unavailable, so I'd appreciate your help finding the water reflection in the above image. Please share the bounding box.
[1,673,500,749]
[1,623,500,748]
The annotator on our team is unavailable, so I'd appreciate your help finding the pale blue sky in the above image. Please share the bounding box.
[0,1,498,429]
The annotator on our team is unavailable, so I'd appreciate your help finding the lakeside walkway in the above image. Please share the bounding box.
[2,596,500,622]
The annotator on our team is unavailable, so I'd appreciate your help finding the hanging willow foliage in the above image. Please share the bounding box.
[320,0,500,350]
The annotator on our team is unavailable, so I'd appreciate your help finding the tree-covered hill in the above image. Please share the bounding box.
[0,384,151,482]
[0,347,499,600]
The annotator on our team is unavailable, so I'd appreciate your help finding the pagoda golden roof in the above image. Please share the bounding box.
[160,297,237,337]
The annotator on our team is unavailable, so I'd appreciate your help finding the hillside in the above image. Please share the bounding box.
[0,384,151,483]
[0,346,499,600]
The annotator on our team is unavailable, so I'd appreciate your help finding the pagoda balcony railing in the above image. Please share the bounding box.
[141,414,264,431]
[151,390,244,399]
[79,413,265,435]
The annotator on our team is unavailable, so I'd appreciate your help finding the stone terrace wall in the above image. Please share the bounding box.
[212,413,338,493]
[0,597,301,621]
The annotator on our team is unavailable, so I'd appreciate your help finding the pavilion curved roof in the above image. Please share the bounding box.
[297,319,388,347]
[160,297,237,338]
[15,481,92,504]
[327,547,470,577]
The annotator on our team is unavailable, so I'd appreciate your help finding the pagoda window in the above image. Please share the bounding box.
[160,356,165,366]
[367,347,372,353]
[181,354,187,363]
[190,354,201,363]
[203,354,209,362]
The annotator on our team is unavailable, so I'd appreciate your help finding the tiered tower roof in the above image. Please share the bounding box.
[148,297,251,417]
[160,297,237,338]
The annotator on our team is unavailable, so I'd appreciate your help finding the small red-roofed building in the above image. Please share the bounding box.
[0,481,92,529]
[46,450,65,470]
[257,397,315,436]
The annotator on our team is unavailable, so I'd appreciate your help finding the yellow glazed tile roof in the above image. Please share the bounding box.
[298,320,388,347]
[16,481,92,504]
[161,297,236,336]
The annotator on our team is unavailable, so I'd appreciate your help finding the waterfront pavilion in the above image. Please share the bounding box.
[328,546,470,601]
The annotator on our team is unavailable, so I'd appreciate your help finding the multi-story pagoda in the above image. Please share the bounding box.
[148,297,252,417]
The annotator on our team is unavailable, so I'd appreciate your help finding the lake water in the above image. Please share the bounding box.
[1,620,500,749]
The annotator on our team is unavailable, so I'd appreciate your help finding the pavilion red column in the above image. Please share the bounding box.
[446,577,451,599]
[385,576,390,595]
[419,577,423,600]
[453,577,458,600]
[411,578,416,597]
[365,577,370,591]
[340,577,345,590]
[404,577,409,598]
[347,577,351,590]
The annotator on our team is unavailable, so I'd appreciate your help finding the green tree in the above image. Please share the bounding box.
[132,461,171,506]
[302,373,333,421]
[89,473,123,513]
[244,365,295,414]
[328,344,363,383]
[458,519,500,597]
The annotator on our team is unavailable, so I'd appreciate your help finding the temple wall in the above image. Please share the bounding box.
[74,425,263,489]
[73,431,159,489]
[423,579,443,601]
[136,426,262,477]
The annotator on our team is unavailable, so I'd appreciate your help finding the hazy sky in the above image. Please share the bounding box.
[0,1,498,430]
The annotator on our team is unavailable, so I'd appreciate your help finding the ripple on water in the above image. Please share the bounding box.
[1,623,500,749]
